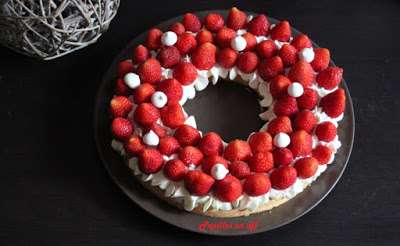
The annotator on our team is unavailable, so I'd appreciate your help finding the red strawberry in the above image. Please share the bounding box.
[270,21,291,42]
[320,88,346,118]
[217,48,238,68]
[229,160,251,180]
[163,159,187,181]
[297,88,318,110]
[196,30,214,45]
[310,48,330,72]
[115,78,133,96]
[192,42,217,70]
[316,67,343,90]
[178,146,204,167]
[160,102,186,129]
[270,166,297,190]
[156,78,183,103]
[267,116,293,137]
[183,13,202,32]
[244,173,271,196]
[116,61,135,78]
[138,149,164,174]
[204,13,225,32]
[156,46,181,68]
[257,40,278,58]
[247,14,270,36]
[290,34,312,52]
[248,152,274,173]
[132,45,150,64]
[248,132,273,154]
[257,56,284,81]
[158,136,180,156]
[312,145,332,165]
[175,33,197,55]
[288,61,315,87]
[173,125,201,147]
[242,33,257,51]
[214,175,243,202]
[273,148,293,167]
[279,44,299,67]
[269,75,292,99]
[288,130,313,157]
[137,58,162,84]
[201,155,229,174]
[146,28,163,50]
[293,157,318,179]
[133,103,159,126]
[198,132,223,156]
[124,135,146,157]
[184,170,214,196]
[224,140,252,162]
[143,122,166,139]
[168,22,185,35]
[237,51,259,73]
[315,122,337,142]
[227,7,247,30]
[273,96,299,117]
[110,96,132,118]
[133,83,155,104]
[173,62,198,86]
[294,110,317,132]
[111,117,133,141]
[215,28,237,48]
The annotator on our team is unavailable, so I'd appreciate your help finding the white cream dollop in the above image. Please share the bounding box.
[231,36,247,52]
[299,48,315,63]
[161,31,178,46]
[211,164,229,180]
[143,130,159,146]
[287,82,304,98]
[151,91,168,108]
[274,133,291,148]
[124,73,141,89]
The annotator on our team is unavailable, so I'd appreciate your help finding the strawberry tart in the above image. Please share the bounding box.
[109,7,346,217]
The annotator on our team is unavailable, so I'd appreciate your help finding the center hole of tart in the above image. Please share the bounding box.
[184,80,265,142]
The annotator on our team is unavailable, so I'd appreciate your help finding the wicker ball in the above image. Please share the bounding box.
[0,0,120,60]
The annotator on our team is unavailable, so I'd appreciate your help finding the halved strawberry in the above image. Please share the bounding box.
[269,75,292,99]
[293,157,318,179]
[138,149,164,174]
[316,67,343,90]
[320,88,346,118]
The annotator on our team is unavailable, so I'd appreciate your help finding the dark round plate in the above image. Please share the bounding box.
[94,10,355,236]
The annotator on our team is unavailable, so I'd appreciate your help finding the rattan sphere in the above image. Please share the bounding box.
[0,0,120,60]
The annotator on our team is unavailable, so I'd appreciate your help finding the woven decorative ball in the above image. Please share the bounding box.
[0,0,120,60]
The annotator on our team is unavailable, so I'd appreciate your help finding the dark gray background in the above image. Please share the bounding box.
[0,0,399,245]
